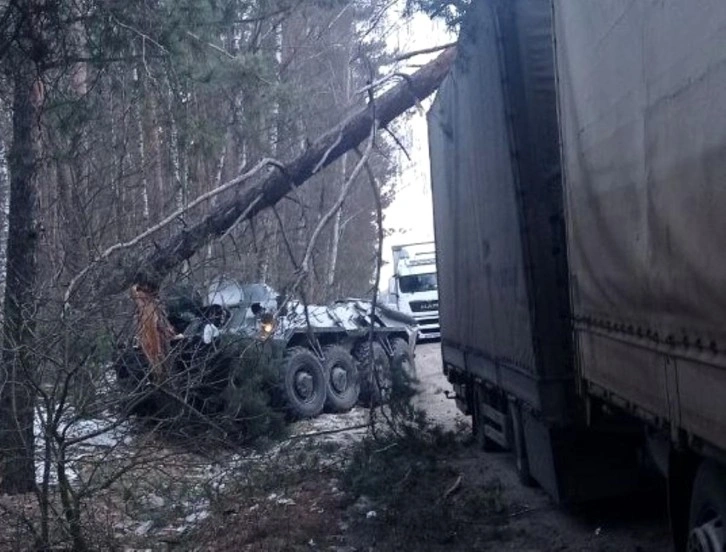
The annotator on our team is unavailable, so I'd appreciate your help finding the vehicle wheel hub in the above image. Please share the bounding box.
[330,366,348,393]
[294,371,314,401]
[688,516,724,552]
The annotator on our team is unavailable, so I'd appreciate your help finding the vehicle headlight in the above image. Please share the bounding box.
[259,313,276,338]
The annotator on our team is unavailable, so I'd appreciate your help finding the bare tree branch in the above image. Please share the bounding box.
[384,127,411,161]
[64,157,283,305]
[185,31,236,60]
[100,47,456,295]
[298,121,377,276]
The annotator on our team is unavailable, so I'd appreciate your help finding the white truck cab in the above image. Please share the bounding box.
[388,242,440,339]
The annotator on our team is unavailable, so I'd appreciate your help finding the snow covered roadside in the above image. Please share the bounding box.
[33,404,133,486]
[35,402,369,541]
[103,406,371,540]
[0,380,376,550]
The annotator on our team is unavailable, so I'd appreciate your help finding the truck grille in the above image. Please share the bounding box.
[410,300,438,312]
[417,318,439,327]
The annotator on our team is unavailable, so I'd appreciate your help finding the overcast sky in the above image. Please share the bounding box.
[379,8,454,289]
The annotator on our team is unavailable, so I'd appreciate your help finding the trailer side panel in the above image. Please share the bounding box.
[554,0,726,452]
[429,0,572,421]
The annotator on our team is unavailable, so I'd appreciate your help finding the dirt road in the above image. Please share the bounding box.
[404,342,673,552]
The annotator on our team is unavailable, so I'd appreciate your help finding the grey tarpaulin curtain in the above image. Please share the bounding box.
[428,0,569,383]
[556,0,726,355]
[555,1,726,447]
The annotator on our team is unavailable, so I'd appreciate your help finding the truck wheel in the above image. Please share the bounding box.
[391,337,417,382]
[354,341,392,406]
[322,345,360,412]
[281,347,326,419]
[688,460,726,552]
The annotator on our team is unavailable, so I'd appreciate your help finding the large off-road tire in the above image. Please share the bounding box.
[687,460,726,551]
[280,347,326,419]
[353,341,392,406]
[390,337,416,382]
[322,345,360,412]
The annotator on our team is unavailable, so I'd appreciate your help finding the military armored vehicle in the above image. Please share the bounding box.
[115,280,418,421]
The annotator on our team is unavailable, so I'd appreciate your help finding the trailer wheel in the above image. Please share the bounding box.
[687,460,726,552]
[322,345,360,412]
[281,347,326,419]
[354,341,392,406]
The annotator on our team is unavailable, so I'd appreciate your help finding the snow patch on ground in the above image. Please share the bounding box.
[33,404,132,485]
[27,393,373,544]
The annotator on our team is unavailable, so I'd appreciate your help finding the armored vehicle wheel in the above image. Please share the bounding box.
[281,347,326,418]
[354,341,392,406]
[390,337,416,381]
[322,345,360,412]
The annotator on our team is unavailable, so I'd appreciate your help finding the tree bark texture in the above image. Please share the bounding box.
[0,127,9,310]
[0,70,42,494]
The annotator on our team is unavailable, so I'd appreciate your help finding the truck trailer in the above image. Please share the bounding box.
[428,1,726,549]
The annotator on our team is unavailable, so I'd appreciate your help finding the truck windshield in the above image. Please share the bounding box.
[398,273,438,293]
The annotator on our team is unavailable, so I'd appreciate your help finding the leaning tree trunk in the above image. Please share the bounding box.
[0,69,42,495]
[97,48,456,296]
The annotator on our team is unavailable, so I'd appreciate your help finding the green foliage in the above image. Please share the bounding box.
[345,422,459,500]
[344,424,509,548]
[218,340,288,442]
[159,337,288,444]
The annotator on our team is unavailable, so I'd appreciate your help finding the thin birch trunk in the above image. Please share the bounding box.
[132,56,150,222]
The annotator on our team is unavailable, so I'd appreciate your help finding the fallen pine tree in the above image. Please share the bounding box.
[64,46,457,302]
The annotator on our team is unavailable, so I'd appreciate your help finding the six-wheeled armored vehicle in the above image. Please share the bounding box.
[115,280,418,420]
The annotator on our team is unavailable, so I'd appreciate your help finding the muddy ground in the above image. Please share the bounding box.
[189,342,673,551]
